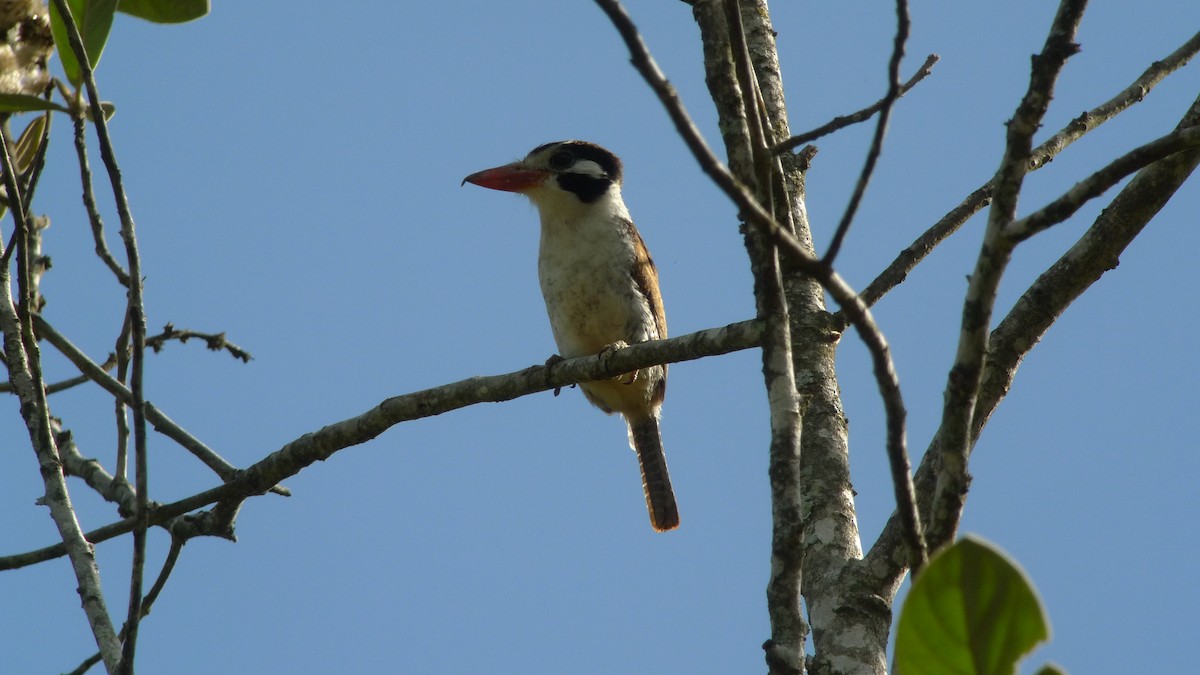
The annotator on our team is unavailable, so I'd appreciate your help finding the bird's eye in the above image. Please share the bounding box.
[548,150,575,170]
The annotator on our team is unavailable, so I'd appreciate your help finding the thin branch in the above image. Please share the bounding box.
[70,111,130,286]
[594,0,923,571]
[844,28,1200,326]
[58,426,139,514]
[824,0,911,265]
[33,314,289,496]
[48,2,152,667]
[46,368,106,394]
[1028,29,1200,172]
[1005,126,1200,241]
[0,319,766,571]
[66,538,186,675]
[929,0,1088,551]
[0,123,122,671]
[864,90,1200,590]
[773,54,939,153]
[146,323,253,362]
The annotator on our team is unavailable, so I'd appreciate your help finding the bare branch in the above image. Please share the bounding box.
[865,90,1200,590]
[56,421,138,515]
[0,122,122,672]
[146,323,253,362]
[34,315,289,496]
[1006,126,1200,241]
[70,114,129,286]
[773,54,939,153]
[1029,29,1200,173]
[848,28,1200,325]
[824,0,912,266]
[853,184,993,315]
[719,2,807,668]
[48,2,153,665]
[66,538,185,675]
[929,0,1088,550]
[0,319,766,571]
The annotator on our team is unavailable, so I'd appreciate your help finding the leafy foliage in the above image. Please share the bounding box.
[895,536,1052,675]
[118,0,209,24]
[48,0,118,86]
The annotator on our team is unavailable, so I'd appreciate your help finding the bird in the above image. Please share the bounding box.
[463,140,679,532]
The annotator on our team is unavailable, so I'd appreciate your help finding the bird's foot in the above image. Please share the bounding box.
[599,341,637,384]
[544,354,573,396]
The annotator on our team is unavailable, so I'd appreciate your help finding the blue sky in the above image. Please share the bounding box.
[2,2,1198,673]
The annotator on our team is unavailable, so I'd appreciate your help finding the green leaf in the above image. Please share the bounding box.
[14,114,50,176]
[895,536,1050,675]
[118,0,209,24]
[1034,665,1066,675]
[0,94,70,114]
[49,0,120,86]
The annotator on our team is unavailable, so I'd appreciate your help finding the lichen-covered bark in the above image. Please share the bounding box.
[693,1,882,672]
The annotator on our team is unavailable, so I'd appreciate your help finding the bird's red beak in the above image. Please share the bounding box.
[462,163,548,193]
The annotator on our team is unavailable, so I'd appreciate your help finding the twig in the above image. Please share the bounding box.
[70,113,130,286]
[33,314,289,496]
[929,0,1088,551]
[1029,29,1200,172]
[773,54,938,153]
[822,0,911,266]
[843,28,1200,327]
[57,422,139,516]
[0,319,766,571]
[146,322,253,362]
[1005,126,1200,241]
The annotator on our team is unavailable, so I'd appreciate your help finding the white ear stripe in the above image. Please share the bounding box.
[565,159,607,178]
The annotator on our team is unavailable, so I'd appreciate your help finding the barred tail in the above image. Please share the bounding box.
[628,416,679,532]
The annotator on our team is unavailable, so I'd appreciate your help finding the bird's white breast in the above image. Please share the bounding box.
[535,190,657,360]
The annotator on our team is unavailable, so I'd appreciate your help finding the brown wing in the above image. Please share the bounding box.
[625,219,667,407]
[625,219,667,341]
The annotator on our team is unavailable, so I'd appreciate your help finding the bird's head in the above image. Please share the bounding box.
[463,140,625,218]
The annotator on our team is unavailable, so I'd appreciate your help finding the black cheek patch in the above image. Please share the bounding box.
[556,173,612,203]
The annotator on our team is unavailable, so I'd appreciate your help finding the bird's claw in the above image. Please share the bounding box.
[545,354,573,396]
[599,341,638,384]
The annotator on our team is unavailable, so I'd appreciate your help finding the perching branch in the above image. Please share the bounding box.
[0,319,766,571]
